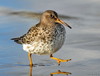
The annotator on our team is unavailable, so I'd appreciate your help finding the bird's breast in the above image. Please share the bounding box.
[23,24,66,55]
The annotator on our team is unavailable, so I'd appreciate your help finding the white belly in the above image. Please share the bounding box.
[23,35,65,55]
[23,41,53,55]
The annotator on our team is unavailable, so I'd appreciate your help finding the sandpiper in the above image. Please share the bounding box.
[11,10,72,66]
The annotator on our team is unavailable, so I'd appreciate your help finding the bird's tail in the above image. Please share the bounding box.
[11,38,22,44]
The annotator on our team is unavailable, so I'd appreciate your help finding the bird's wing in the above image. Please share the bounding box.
[11,25,39,44]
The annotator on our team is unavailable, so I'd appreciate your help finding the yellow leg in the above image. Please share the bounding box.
[50,54,71,65]
[28,53,33,66]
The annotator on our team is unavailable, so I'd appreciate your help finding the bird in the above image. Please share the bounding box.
[11,10,72,66]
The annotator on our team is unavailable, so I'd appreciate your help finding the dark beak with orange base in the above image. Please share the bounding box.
[55,18,72,29]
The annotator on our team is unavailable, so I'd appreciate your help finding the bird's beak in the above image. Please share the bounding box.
[55,18,72,29]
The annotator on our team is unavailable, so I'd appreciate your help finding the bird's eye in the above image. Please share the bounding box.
[50,15,55,19]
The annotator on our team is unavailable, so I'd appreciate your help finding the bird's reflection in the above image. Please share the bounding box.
[29,66,71,76]
[29,66,33,76]
[50,70,72,76]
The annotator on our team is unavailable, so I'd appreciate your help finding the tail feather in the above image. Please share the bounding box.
[11,38,22,44]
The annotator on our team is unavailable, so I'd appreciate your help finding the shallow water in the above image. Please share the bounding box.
[0,0,100,76]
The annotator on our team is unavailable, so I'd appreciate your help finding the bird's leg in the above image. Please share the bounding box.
[28,53,33,66]
[50,54,71,65]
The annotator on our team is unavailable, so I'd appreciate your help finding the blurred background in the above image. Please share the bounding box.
[0,0,100,76]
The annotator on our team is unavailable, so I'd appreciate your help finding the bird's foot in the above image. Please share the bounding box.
[50,56,71,65]
[29,64,34,67]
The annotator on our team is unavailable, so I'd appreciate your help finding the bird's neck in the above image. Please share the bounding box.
[39,21,55,27]
[40,16,55,27]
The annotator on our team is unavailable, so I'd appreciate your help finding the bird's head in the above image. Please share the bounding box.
[40,10,72,29]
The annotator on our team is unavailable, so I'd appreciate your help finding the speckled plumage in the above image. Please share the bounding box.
[11,10,71,55]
